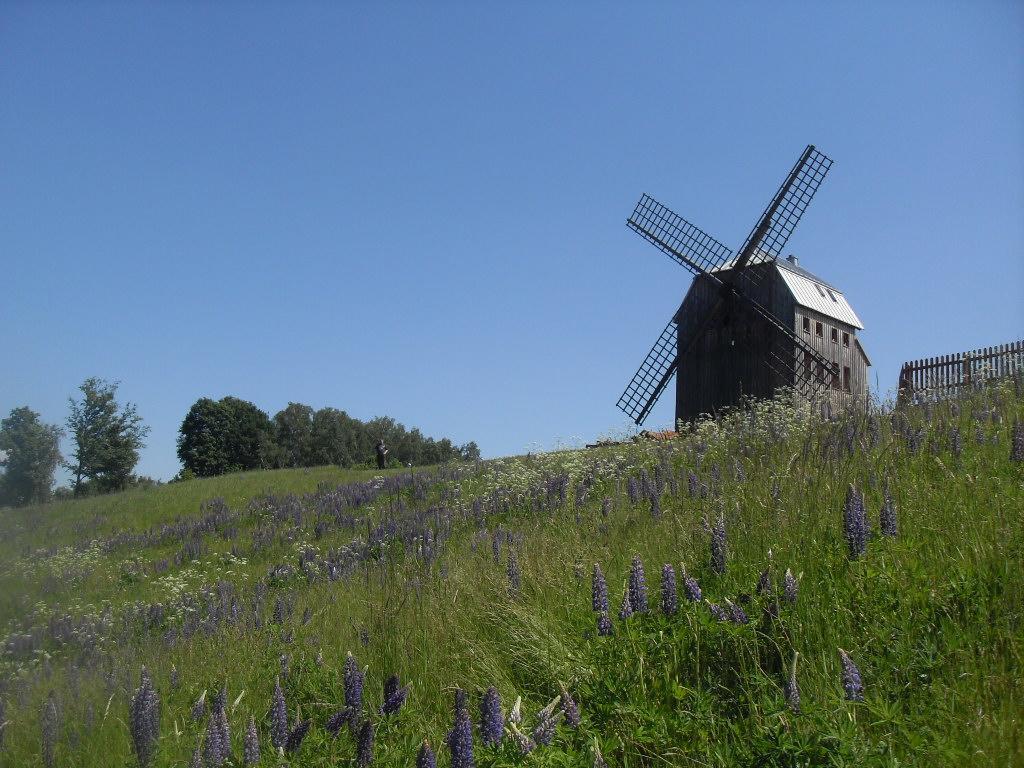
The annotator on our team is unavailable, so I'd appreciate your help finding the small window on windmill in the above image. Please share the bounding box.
[831,327,838,344]
[843,366,851,392]
[802,316,810,333]
[842,332,850,348]
[815,321,823,337]
[826,289,838,303]
[815,283,827,298]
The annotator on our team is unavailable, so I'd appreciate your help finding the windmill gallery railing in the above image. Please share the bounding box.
[897,339,1024,403]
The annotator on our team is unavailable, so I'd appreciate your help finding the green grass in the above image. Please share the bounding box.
[0,384,1021,767]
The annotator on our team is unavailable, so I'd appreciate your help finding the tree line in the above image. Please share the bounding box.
[0,378,148,506]
[176,397,479,478]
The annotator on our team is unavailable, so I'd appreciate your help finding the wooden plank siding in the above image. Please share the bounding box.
[675,263,870,425]
[897,339,1024,403]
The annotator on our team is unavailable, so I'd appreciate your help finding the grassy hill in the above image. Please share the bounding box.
[0,383,1021,767]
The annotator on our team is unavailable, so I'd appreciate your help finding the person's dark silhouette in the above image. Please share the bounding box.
[375,439,388,470]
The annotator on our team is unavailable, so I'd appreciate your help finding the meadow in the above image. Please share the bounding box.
[0,381,1021,767]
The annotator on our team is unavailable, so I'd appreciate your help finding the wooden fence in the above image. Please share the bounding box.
[897,339,1024,402]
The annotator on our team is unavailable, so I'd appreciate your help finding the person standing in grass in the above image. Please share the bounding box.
[375,439,388,470]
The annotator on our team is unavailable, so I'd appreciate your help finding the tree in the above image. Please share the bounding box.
[65,378,149,496]
[0,407,62,506]
[178,397,276,477]
[310,408,359,467]
[273,403,315,468]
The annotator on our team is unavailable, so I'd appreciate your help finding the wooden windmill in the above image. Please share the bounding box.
[617,145,870,427]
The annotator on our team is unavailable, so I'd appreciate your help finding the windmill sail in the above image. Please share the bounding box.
[627,195,734,278]
[617,318,678,425]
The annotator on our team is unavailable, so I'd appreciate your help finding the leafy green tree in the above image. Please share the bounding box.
[177,398,232,477]
[65,378,149,496]
[0,407,62,506]
[221,396,276,470]
[310,408,359,466]
[273,402,315,468]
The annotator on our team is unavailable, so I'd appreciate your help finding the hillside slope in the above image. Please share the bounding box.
[0,383,1022,767]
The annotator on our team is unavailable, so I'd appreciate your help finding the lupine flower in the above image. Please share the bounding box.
[243,716,260,765]
[782,568,799,604]
[506,724,535,755]
[596,611,613,636]
[532,706,561,746]
[344,652,365,716]
[203,712,226,767]
[601,497,612,518]
[838,648,864,702]
[454,688,467,714]
[285,719,311,754]
[507,696,522,726]
[949,425,963,457]
[680,566,702,602]
[129,667,160,768]
[188,741,202,768]
[843,485,868,559]
[660,564,678,616]
[325,708,353,736]
[559,683,580,728]
[784,653,801,714]
[1012,419,1023,462]
[41,691,59,768]
[627,476,640,504]
[687,471,699,498]
[628,555,648,613]
[169,666,180,691]
[416,740,437,768]
[480,686,503,746]
[618,581,634,619]
[756,556,772,596]
[592,740,608,768]
[591,564,608,613]
[726,599,749,625]
[448,704,475,768]
[710,515,727,574]
[507,550,522,594]
[380,674,409,716]
[356,720,375,766]
[706,601,729,622]
[880,489,897,537]
[649,493,661,520]
[269,677,288,750]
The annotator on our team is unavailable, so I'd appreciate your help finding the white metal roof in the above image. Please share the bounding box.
[776,263,864,329]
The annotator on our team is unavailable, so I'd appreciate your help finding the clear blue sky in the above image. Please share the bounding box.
[2,2,1022,482]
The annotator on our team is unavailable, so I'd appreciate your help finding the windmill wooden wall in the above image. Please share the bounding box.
[674,263,869,425]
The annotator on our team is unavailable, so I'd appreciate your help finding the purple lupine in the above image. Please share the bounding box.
[559,684,581,728]
[203,711,226,767]
[706,601,729,622]
[480,686,503,746]
[628,555,648,613]
[1012,419,1023,462]
[269,677,288,750]
[325,709,352,736]
[356,720,374,766]
[188,742,202,768]
[782,568,798,604]
[649,493,661,520]
[129,667,160,768]
[285,719,311,754]
[448,704,475,768]
[507,549,522,594]
[243,716,260,765]
[880,489,897,537]
[756,564,772,596]
[596,611,613,636]
[191,690,207,722]
[591,564,608,614]
[687,471,699,498]
[416,740,437,768]
[593,742,609,768]
[784,653,801,714]
[507,724,536,755]
[949,425,963,457]
[380,674,409,716]
[601,497,612,518]
[41,691,59,768]
[627,476,640,504]
[532,704,561,746]
[710,515,727,574]
[726,599,749,625]
[680,566,702,602]
[660,564,678,616]
[843,485,867,559]
[838,649,865,702]
[344,651,365,717]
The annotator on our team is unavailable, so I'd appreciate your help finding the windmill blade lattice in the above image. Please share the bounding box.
[627,195,734,278]
[617,317,678,425]
[734,145,833,265]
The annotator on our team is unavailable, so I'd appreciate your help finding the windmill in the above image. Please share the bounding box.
[617,145,857,427]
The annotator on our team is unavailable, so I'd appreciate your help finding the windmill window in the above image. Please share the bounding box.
[843,366,851,392]
[802,317,810,333]
[842,332,850,348]
[826,289,838,303]
[815,283,826,298]
[832,363,841,389]
[815,322,823,337]
[831,328,838,344]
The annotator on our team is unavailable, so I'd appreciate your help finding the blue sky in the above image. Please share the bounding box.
[2,2,1022,482]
